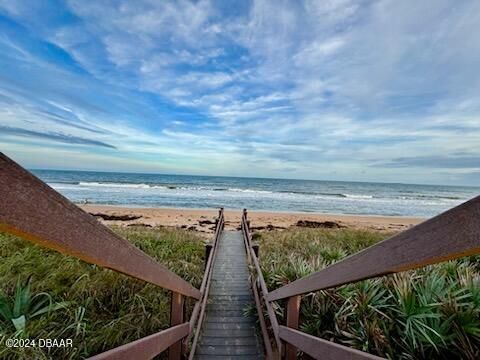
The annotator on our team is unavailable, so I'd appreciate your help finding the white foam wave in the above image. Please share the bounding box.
[75,182,274,194]
[78,182,166,189]
[227,188,273,194]
[342,194,374,199]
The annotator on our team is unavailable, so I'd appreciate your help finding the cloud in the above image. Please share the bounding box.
[0,125,116,149]
[0,0,480,185]
[380,155,480,169]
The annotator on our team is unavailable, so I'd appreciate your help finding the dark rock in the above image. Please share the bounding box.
[252,233,262,241]
[250,224,285,231]
[296,220,344,229]
[199,219,216,226]
[90,213,141,221]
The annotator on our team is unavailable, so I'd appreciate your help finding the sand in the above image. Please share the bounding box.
[80,205,424,235]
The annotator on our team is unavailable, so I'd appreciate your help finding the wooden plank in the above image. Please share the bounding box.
[267,195,480,301]
[89,323,189,359]
[279,326,384,360]
[169,292,184,360]
[285,296,301,360]
[0,153,200,299]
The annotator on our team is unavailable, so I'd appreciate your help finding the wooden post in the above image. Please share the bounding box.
[169,292,185,360]
[285,295,301,360]
[205,244,213,270]
[252,244,259,258]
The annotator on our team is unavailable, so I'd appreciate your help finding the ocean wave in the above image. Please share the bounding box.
[415,194,462,200]
[49,181,80,185]
[279,190,349,197]
[50,181,465,203]
[74,182,274,194]
[78,182,167,189]
[70,182,378,199]
[342,194,374,199]
[226,188,273,194]
[395,194,462,201]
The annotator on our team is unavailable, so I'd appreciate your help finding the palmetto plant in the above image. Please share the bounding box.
[0,278,69,332]
[258,228,480,359]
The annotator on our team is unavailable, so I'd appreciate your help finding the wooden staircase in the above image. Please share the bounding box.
[195,230,264,359]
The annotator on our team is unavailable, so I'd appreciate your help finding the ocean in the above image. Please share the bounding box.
[32,170,479,218]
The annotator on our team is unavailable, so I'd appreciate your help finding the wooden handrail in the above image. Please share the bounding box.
[242,196,480,359]
[187,215,221,335]
[241,212,282,357]
[278,326,384,360]
[89,323,189,360]
[188,211,223,333]
[187,210,224,359]
[252,277,274,360]
[267,195,480,301]
[0,152,235,359]
[0,153,200,299]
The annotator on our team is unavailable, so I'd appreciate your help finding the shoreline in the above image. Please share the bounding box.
[78,203,423,219]
[80,204,424,235]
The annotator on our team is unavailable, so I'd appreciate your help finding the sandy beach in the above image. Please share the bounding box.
[80,204,424,235]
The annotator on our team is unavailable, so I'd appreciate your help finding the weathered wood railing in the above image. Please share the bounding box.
[186,206,224,360]
[241,195,480,359]
[241,211,277,360]
[0,153,224,359]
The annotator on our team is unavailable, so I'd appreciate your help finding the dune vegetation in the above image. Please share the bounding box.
[0,226,205,360]
[2,224,479,359]
[256,228,480,359]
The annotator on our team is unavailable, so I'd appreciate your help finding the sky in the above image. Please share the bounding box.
[0,0,479,186]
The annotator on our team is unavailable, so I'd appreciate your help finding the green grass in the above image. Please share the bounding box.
[2,225,479,359]
[0,226,205,359]
[257,228,480,359]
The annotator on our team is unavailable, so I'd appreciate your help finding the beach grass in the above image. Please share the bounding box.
[0,226,205,359]
[256,228,480,359]
[2,224,479,359]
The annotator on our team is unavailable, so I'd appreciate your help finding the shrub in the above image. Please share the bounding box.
[257,228,480,359]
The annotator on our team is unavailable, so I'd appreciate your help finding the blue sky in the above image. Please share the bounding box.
[0,0,479,185]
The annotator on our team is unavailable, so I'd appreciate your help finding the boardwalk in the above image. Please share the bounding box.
[195,230,263,359]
